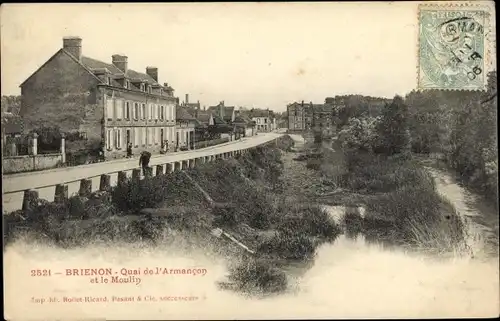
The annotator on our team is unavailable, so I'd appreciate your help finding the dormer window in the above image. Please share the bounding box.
[124,80,130,89]
[140,83,145,92]
[159,88,163,96]
[105,77,111,85]
[147,86,152,94]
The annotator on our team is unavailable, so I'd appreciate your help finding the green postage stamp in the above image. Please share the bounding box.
[418,2,494,91]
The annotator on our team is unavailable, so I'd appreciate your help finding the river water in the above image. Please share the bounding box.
[4,134,499,319]
[4,205,499,319]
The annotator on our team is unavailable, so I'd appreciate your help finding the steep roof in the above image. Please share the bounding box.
[234,112,253,125]
[20,48,171,94]
[176,106,196,121]
[212,114,227,125]
[207,104,235,122]
[249,109,271,118]
[196,111,212,124]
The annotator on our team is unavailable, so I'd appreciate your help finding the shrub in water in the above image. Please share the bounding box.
[228,259,287,293]
[257,233,316,261]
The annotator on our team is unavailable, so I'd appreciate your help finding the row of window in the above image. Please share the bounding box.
[106,97,175,122]
[105,126,177,151]
[104,78,158,94]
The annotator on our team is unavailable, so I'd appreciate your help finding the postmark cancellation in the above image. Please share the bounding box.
[418,2,494,91]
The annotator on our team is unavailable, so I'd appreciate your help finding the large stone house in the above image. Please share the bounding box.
[287,101,315,131]
[19,36,178,160]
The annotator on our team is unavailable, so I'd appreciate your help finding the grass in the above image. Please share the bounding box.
[307,140,469,254]
[225,259,288,294]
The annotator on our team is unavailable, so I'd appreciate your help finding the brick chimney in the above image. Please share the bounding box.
[185,94,189,104]
[146,67,158,82]
[112,54,128,73]
[63,37,82,61]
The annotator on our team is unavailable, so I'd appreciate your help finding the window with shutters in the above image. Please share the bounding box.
[114,128,122,149]
[149,103,154,120]
[157,105,162,121]
[148,128,153,145]
[106,129,113,150]
[142,128,146,146]
[116,99,123,120]
[125,101,131,120]
[134,103,139,120]
[134,128,139,147]
[141,104,146,120]
[106,97,114,120]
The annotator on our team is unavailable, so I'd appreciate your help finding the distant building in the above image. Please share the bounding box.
[19,36,177,160]
[248,108,275,132]
[180,93,201,111]
[175,106,197,150]
[207,101,236,124]
[312,104,334,135]
[233,110,256,137]
[287,101,314,131]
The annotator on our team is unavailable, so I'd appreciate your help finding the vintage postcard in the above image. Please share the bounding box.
[2,2,498,320]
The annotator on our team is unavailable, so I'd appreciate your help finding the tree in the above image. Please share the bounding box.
[375,95,411,156]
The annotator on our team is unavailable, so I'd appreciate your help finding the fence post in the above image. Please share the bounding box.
[156,164,164,176]
[22,189,39,212]
[32,132,38,156]
[54,184,69,203]
[99,174,111,191]
[117,171,127,187]
[79,179,92,197]
[132,169,141,183]
[60,133,66,164]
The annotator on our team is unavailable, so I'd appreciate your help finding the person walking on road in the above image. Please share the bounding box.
[126,143,133,158]
[139,151,152,174]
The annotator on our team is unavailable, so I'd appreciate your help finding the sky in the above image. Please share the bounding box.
[0,2,486,112]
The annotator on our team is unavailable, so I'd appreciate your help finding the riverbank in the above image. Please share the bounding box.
[3,135,342,294]
[3,134,499,318]
[287,134,481,257]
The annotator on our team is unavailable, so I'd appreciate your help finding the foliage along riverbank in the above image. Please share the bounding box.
[3,135,342,294]
[296,99,472,256]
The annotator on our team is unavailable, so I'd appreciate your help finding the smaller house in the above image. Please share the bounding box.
[207,101,236,124]
[192,111,215,142]
[233,110,256,137]
[175,106,197,150]
[249,108,274,132]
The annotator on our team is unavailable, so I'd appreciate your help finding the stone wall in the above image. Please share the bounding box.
[20,50,103,154]
[3,154,63,174]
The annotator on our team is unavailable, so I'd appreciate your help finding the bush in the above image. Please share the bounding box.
[276,135,295,151]
[364,183,466,249]
[275,204,341,240]
[257,233,316,261]
[227,260,287,293]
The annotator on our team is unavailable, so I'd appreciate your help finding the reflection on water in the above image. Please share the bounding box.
[4,211,499,320]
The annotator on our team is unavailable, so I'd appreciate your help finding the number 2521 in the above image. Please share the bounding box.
[31,269,52,277]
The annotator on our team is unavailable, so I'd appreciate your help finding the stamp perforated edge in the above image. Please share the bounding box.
[416,1,495,92]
